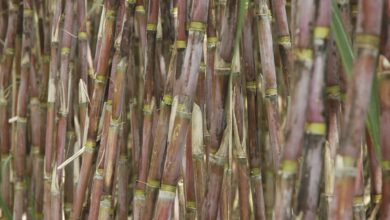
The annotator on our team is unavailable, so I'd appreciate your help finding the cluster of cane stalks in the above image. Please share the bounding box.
[0,0,390,219]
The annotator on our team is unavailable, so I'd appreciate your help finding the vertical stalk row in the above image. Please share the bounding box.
[275,0,316,218]
[71,1,119,218]
[153,0,209,217]
[332,0,384,219]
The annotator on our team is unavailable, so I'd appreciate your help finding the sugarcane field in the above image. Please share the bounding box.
[1,0,390,219]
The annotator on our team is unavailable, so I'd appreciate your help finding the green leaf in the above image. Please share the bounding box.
[234,0,247,48]
[0,193,12,220]
[331,0,381,159]
[366,76,381,160]
[330,0,353,73]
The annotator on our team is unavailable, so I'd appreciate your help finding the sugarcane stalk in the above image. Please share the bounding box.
[254,1,283,218]
[125,3,141,206]
[129,51,141,193]
[232,109,251,220]
[201,115,231,220]
[221,49,242,220]
[190,103,206,218]
[155,24,167,102]
[364,128,381,218]
[115,116,130,220]
[202,3,245,215]
[88,2,128,219]
[319,32,341,219]
[70,1,119,218]
[35,2,52,218]
[331,0,384,219]
[43,0,62,218]
[379,56,390,219]
[207,3,237,201]
[239,3,268,218]
[382,0,390,61]
[256,0,282,172]
[77,0,91,86]
[97,58,127,220]
[0,1,7,54]
[77,0,93,137]
[274,0,316,218]
[204,0,216,166]
[368,15,387,220]
[50,1,75,219]
[0,0,19,210]
[135,0,147,55]
[273,0,293,95]
[295,1,331,219]
[30,51,45,219]
[142,50,177,220]
[173,0,188,97]
[92,2,105,70]
[153,0,209,218]
[183,125,197,220]
[352,148,365,220]
[216,0,226,34]
[209,1,239,162]
[160,0,175,62]
[133,0,161,216]
[13,0,34,218]
[64,52,78,219]
[37,0,51,109]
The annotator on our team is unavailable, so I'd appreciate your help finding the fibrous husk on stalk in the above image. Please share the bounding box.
[331,0,384,219]
[191,103,206,218]
[201,33,239,220]
[221,49,242,220]
[201,109,232,220]
[232,107,251,220]
[208,0,238,157]
[232,30,250,219]
[204,2,237,213]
